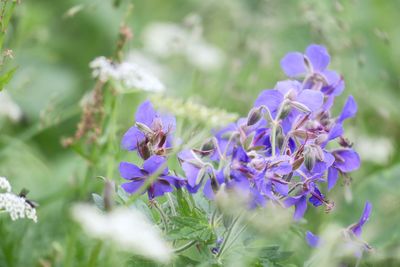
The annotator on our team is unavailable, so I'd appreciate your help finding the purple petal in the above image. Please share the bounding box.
[149,181,173,198]
[359,201,372,227]
[178,149,195,161]
[273,163,292,175]
[143,155,167,175]
[322,95,335,111]
[121,126,145,150]
[327,167,339,191]
[182,162,200,187]
[328,123,344,141]
[306,231,320,248]
[161,114,176,133]
[203,179,214,200]
[274,182,289,196]
[296,89,324,112]
[322,70,345,96]
[121,180,144,194]
[275,80,302,95]
[280,52,307,77]
[135,100,157,126]
[334,149,360,172]
[338,95,357,123]
[352,201,372,237]
[309,187,324,207]
[254,90,284,118]
[294,196,307,221]
[119,162,143,180]
[305,44,330,71]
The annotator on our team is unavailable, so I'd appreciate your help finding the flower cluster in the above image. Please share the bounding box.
[89,56,165,93]
[119,44,368,225]
[0,176,38,222]
[178,44,362,220]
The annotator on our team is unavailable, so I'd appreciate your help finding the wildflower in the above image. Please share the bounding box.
[119,155,183,199]
[0,91,23,122]
[71,204,172,263]
[306,231,321,248]
[280,44,344,96]
[0,176,37,222]
[349,201,372,237]
[142,21,225,71]
[121,100,176,158]
[89,56,165,92]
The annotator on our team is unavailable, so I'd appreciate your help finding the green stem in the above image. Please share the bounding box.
[153,200,169,231]
[87,241,103,267]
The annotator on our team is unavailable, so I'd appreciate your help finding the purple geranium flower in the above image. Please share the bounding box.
[327,149,360,190]
[350,201,372,237]
[306,231,321,248]
[121,101,176,158]
[119,155,183,199]
[280,44,344,96]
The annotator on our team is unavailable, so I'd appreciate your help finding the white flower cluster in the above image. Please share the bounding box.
[72,204,171,263]
[142,20,225,71]
[0,91,23,123]
[89,56,165,93]
[0,176,12,192]
[0,176,37,223]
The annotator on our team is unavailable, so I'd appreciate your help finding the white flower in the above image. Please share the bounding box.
[71,204,172,263]
[142,21,225,71]
[0,193,37,222]
[355,136,393,165]
[0,91,23,122]
[0,176,12,192]
[89,56,165,93]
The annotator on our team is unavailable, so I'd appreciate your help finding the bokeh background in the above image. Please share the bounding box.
[1,0,399,266]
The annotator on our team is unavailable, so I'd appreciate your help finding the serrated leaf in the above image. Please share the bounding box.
[168,216,213,241]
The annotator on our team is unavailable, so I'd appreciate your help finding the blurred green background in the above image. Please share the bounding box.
[1,0,400,266]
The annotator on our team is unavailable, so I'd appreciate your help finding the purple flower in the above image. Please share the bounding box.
[327,149,360,190]
[119,155,183,199]
[178,150,204,188]
[350,201,372,237]
[121,101,176,158]
[280,44,344,96]
[306,231,321,248]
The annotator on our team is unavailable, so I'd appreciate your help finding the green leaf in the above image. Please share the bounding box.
[0,67,17,91]
[168,216,213,242]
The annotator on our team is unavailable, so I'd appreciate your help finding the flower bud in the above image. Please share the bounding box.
[304,146,316,171]
[247,106,263,126]
[290,101,311,113]
[135,122,154,135]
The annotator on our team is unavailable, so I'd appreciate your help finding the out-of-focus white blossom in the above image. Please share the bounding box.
[0,176,12,192]
[355,136,393,165]
[71,204,172,263]
[142,21,225,71]
[0,91,23,122]
[89,56,165,93]
[126,50,166,80]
